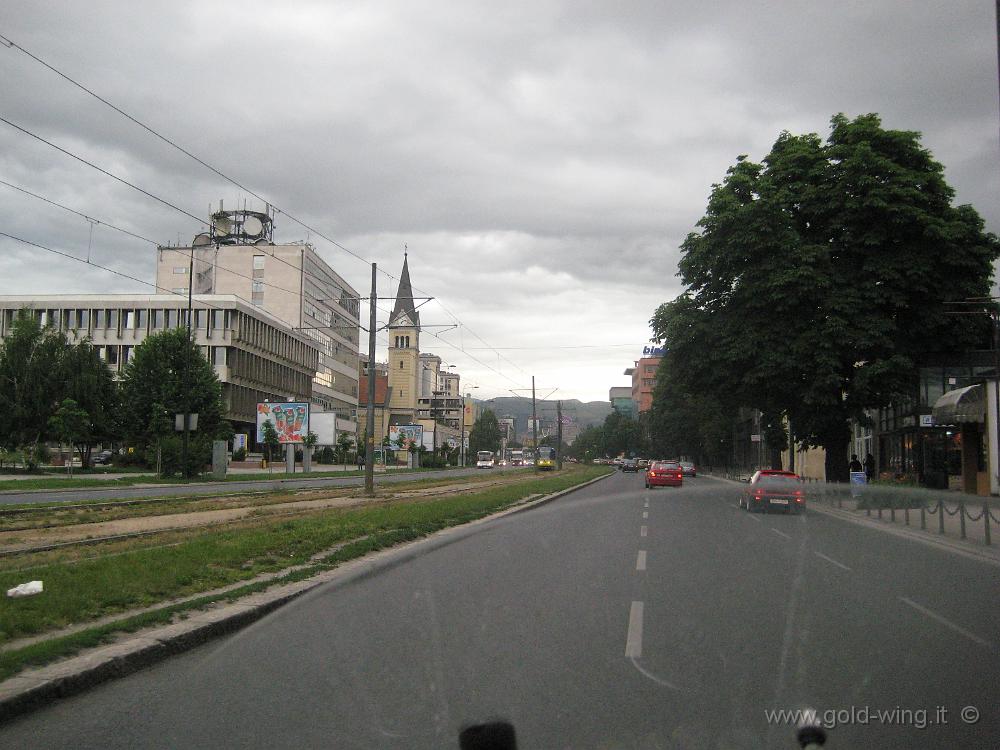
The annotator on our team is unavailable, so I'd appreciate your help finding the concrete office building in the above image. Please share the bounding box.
[0,295,320,440]
[156,211,359,434]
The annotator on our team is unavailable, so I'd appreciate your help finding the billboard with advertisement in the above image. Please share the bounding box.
[388,424,423,450]
[256,402,310,444]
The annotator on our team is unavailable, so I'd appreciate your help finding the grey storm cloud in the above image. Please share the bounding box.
[1,0,997,400]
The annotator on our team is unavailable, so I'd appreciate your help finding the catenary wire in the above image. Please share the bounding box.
[0,33,536,378]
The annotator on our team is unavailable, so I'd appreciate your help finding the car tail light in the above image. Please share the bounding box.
[754,489,765,498]
[649,471,656,477]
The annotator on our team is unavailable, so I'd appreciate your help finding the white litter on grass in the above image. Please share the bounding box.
[7,580,43,597]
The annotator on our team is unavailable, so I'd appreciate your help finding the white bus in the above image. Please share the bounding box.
[476,450,495,468]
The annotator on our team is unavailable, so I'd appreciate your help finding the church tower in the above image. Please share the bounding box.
[386,253,420,423]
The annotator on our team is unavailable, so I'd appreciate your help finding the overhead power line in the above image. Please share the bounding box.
[0,32,535,378]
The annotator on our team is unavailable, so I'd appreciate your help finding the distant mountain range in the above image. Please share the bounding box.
[475,396,611,443]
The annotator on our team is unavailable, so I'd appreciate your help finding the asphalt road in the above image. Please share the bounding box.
[2,472,998,748]
[0,467,493,506]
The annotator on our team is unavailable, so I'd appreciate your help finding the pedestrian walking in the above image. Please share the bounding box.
[849,454,863,473]
[357,451,365,471]
[864,453,875,482]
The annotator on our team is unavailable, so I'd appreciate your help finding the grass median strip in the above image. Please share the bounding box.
[0,465,611,681]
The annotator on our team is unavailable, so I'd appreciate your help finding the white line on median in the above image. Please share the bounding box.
[625,601,644,657]
[640,525,647,537]
[642,511,648,519]
[636,550,646,570]
[814,551,851,571]
[770,527,791,540]
[899,597,994,649]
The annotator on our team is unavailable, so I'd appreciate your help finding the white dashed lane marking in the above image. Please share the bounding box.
[814,551,851,571]
[625,601,644,657]
[636,550,646,571]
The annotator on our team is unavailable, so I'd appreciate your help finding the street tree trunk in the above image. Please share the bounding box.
[821,422,851,483]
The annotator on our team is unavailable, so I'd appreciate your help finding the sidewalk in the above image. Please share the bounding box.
[705,473,1000,567]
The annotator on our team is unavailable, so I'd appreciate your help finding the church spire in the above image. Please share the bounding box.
[390,251,419,328]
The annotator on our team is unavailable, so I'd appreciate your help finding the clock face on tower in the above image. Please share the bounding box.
[393,313,413,328]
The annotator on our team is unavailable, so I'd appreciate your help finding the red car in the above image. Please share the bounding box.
[646,461,683,488]
[739,473,806,513]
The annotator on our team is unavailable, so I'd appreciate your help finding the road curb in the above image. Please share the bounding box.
[0,469,614,723]
[704,473,1000,568]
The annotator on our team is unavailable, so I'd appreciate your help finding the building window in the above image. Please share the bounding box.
[106,346,118,365]
[166,309,178,328]
[251,280,264,293]
[253,255,265,270]
[108,310,119,330]
[137,309,148,329]
[153,309,165,328]
[399,360,403,369]
[195,310,207,329]
[95,309,106,329]
[173,267,187,275]
[399,388,403,397]
[122,346,132,363]
[252,292,264,306]
[124,310,136,329]
[77,309,89,329]
[212,310,225,330]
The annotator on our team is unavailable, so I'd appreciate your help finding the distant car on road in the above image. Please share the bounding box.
[621,458,640,472]
[739,473,805,513]
[680,461,696,477]
[636,458,649,469]
[646,461,683,488]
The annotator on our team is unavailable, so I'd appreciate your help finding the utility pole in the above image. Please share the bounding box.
[556,399,563,470]
[788,418,795,473]
[365,263,376,497]
[181,245,194,478]
[531,375,538,466]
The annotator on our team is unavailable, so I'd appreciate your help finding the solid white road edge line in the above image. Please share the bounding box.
[625,601,644,658]
[898,596,994,649]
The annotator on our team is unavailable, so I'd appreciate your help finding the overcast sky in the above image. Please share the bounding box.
[1,1,998,403]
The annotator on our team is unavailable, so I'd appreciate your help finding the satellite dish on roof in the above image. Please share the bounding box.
[192,233,211,247]
[254,237,270,245]
[212,215,231,235]
[243,215,264,237]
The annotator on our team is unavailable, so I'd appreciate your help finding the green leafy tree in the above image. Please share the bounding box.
[653,114,999,481]
[61,340,118,468]
[48,398,89,476]
[0,311,69,468]
[336,432,355,464]
[118,328,230,474]
[468,408,501,455]
[261,419,280,474]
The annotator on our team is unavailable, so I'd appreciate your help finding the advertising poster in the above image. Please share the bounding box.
[388,424,423,450]
[257,402,310,444]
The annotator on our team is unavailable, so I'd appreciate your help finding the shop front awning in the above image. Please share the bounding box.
[932,384,985,424]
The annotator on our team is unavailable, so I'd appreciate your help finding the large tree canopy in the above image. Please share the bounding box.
[468,408,502,455]
[118,328,230,473]
[652,114,999,480]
